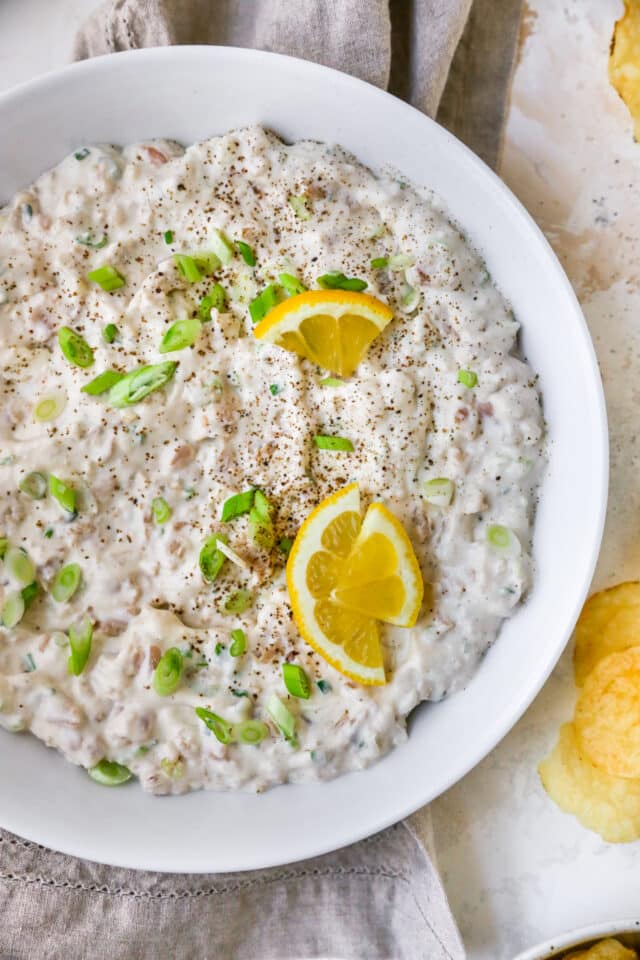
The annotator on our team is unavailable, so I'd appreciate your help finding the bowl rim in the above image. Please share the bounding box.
[0,45,609,872]
[514,920,640,959]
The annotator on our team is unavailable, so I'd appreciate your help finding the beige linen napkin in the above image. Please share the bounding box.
[0,2,523,957]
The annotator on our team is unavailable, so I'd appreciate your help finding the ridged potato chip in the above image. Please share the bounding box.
[572,941,638,960]
[574,647,640,779]
[574,581,640,686]
[610,0,640,140]
[538,723,640,843]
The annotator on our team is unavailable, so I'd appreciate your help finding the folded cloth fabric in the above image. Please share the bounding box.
[0,2,523,957]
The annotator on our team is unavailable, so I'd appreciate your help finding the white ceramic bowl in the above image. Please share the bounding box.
[515,921,640,959]
[0,46,608,872]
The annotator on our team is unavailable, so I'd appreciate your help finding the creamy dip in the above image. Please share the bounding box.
[0,127,544,793]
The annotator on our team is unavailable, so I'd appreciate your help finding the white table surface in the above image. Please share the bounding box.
[1,1,639,957]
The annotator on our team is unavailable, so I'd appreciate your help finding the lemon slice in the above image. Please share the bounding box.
[253,290,393,377]
[286,483,424,685]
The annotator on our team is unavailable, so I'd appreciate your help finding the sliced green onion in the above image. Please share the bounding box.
[0,539,7,559]
[151,496,171,525]
[400,284,421,312]
[153,647,183,696]
[193,252,222,275]
[81,370,124,395]
[317,272,367,292]
[319,377,344,388]
[68,615,92,675]
[288,194,312,220]
[317,679,332,694]
[209,228,234,265]
[108,361,178,407]
[21,581,38,606]
[233,719,268,745]
[102,323,120,344]
[221,489,255,522]
[5,547,35,587]
[19,471,47,500]
[161,757,184,779]
[423,478,454,508]
[199,283,226,321]
[249,284,280,324]
[267,694,297,744]
[278,537,293,558]
[88,759,132,786]
[164,230,174,244]
[51,563,82,603]
[34,392,66,422]
[49,475,76,515]
[74,147,90,161]
[231,689,249,698]
[58,326,94,368]
[23,652,36,673]
[236,241,256,266]
[313,435,354,452]
[159,318,201,353]
[370,256,389,269]
[199,534,228,583]
[173,253,202,283]
[278,272,307,296]
[249,490,274,550]
[486,524,521,555]
[75,232,108,249]
[269,384,281,396]
[195,707,234,744]
[1,591,25,628]
[44,528,54,539]
[215,642,225,655]
[229,628,246,657]
[216,540,249,570]
[458,369,478,389]
[87,264,125,291]
[282,663,310,699]
[224,589,253,615]
[388,253,414,270]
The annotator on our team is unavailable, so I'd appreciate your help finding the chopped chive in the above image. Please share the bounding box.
[230,689,249,698]
[249,284,279,324]
[163,230,174,244]
[288,194,312,220]
[313,435,354,452]
[233,719,268,745]
[87,264,125,291]
[229,629,246,657]
[224,589,253,615]
[1,591,25,629]
[19,471,48,500]
[317,272,367,292]
[58,326,94,368]
[319,377,344,388]
[199,283,226,321]
[102,323,120,344]
[153,647,183,696]
[195,707,234,743]
[68,615,92,675]
[159,318,201,353]
[267,694,297,744]
[51,563,82,603]
[34,392,66,422]
[269,384,281,396]
[278,272,307,296]
[5,547,35,587]
[199,534,228,583]
[278,537,293,558]
[209,228,234,265]
[108,361,178,407]
[282,663,310,699]
[173,253,202,283]
[317,679,332,694]
[236,241,256,266]
[49,475,76,515]
[23,652,36,673]
[74,147,90,161]
[75,232,108,249]
[21,581,38,607]
[221,489,255,522]
[81,370,124,395]
[370,256,389,269]
[423,478,454,508]
[88,759,132,786]
[215,642,225,655]
[151,496,171,525]
[457,369,478,389]
[44,528,54,539]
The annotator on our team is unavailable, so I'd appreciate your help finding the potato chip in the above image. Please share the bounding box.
[610,0,640,140]
[574,581,640,686]
[574,647,640,778]
[538,723,640,842]
[578,941,638,960]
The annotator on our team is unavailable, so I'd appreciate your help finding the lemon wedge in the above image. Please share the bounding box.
[286,483,424,685]
[253,290,393,377]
